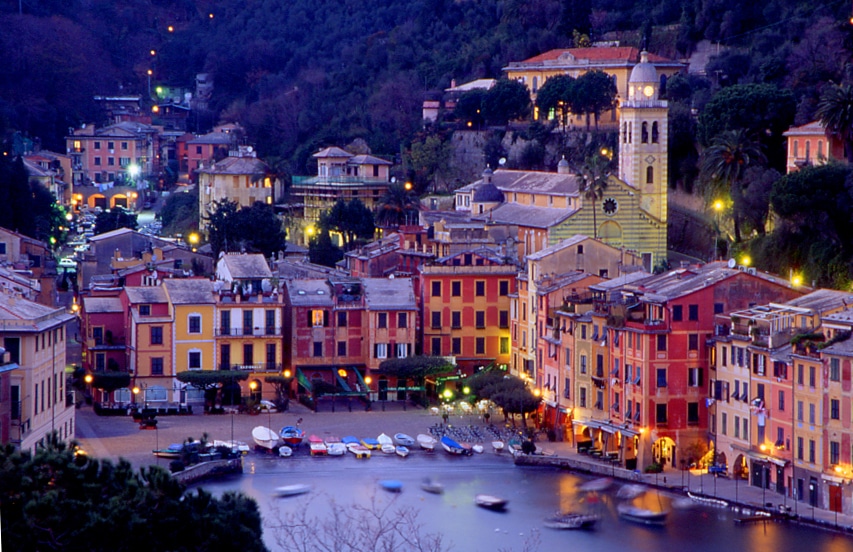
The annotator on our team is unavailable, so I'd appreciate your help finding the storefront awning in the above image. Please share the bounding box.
[572,418,640,437]
[733,445,788,467]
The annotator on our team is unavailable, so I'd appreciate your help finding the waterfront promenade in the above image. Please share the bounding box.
[74,401,853,535]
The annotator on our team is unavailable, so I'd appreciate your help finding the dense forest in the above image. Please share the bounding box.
[3,0,853,284]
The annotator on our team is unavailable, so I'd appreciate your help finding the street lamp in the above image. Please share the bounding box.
[188,232,199,251]
[713,200,723,260]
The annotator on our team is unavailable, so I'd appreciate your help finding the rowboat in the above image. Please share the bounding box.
[347,443,371,458]
[379,479,403,493]
[341,436,359,446]
[395,445,410,458]
[252,426,281,451]
[394,433,415,447]
[308,435,328,456]
[416,434,437,451]
[491,441,505,452]
[616,484,647,499]
[361,437,380,450]
[153,443,184,459]
[617,503,670,525]
[381,444,396,454]
[475,494,508,511]
[280,426,305,446]
[213,439,250,455]
[440,435,472,456]
[579,477,614,493]
[377,433,393,446]
[278,445,293,457]
[421,478,444,494]
[326,442,347,456]
[543,512,600,530]
[472,444,484,454]
[274,484,312,497]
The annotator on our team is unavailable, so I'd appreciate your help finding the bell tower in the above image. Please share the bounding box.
[618,51,668,224]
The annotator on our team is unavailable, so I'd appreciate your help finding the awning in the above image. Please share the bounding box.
[733,445,788,467]
[572,418,640,437]
[822,473,845,485]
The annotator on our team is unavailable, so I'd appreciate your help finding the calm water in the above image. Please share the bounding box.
[195,451,853,552]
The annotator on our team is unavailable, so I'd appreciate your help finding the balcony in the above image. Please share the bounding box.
[215,327,281,337]
[220,363,282,372]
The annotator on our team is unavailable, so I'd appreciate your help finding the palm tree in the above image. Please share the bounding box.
[578,153,611,238]
[817,83,853,163]
[376,184,419,228]
[700,129,766,242]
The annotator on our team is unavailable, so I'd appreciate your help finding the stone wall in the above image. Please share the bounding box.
[172,458,243,485]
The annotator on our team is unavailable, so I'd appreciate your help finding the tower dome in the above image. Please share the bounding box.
[628,51,659,101]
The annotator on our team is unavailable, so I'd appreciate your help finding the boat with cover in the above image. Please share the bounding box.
[274,484,312,497]
[416,434,437,451]
[341,436,359,446]
[475,494,508,511]
[252,426,281,451]
[153,443,185,459]
[308,435,328,456]
[347,443,371,458]
[616,484,647,499]
[213,440,250,455]
[491,441,505,452]
[394,433,415,447]
[440,435,472,455]
[543,512,600,530]
[379,479,403,492]
[280,426,305,446]
[361,437,380,449]
[617,503,670,525]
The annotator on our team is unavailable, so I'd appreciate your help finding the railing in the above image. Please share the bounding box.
[215,327,281,337]
[222,363,282,372]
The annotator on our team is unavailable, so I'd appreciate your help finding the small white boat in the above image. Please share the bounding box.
[475,494,508,511]
[421,478,444,494]
[394,433,415,447]
[252,426,281,451]
[472,444,484,454]
[347,443,371,458]
[491,441,505,452]
[617,503,670,525]
[579,477,614,493]
[213,440,250,455]
[381,444,396,454]
[544,512,600,530]
[395,445,410,458]
[278,445,293,457]
[377,433,393,447]
[616,484,647,499]
[417,434,437,451]
[326,442,347,456]
[274,484,311,497]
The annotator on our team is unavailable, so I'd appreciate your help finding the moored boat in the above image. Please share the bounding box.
[617,503,670,525]
[491,441,505,452]
[475,494,508,511]
[616,484,647,499]
[381,444,396,454]
[421,478,444,494]
[440,435,471,456]
[326,442,347,456]
[394,433,415,447]
[153,443,185,459]
[395,445,410,458]
[361,437,380,450]
[472,444,484,454]
[579,477,614,493]
[274,483,312,497]
[416,434,437,451]
[341,436,359,446]
[543,512,601,530]
[280,426,305,446]
[252,426,281,451]
[308,435,328,456]
[377,433,393,447]
[278,445,293,457]
[347,443,371,458]
[213,439,250,455]
[379,479,403,493]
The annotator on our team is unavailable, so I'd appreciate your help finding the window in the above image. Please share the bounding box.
[139,304,151,316]
[579,387,587,408]
[831,399,839,420]
[151,357,163,376]
[688,305,698,321]
[150,326,163,345]
[500,337,509,354]
[338,341,346,356]
[688,334,698,350]
[313,342,323,357]
[499,280,509,296]
[797,437,804,460]
[374,343,388,359]
[830,358,840,382]
[656,404,667,424]
[797,364,804,385]
[721,412,727,435]
[220,311,231,335]
[431,281,441,297]
[188,351,201,370]
[451,281,461,297]
[475,311,485,328]
[808,440,815,463]
[266,344,276,369]
[451,311,461,328]
[265,310,275,334]
[564,378,571,399]
[797,400,804,422]
[734,416,740,438]
[378,313,387,328]
[431,337,441,356]
[476,337,485,355]
[646,166,654,184]
[188,315,201,334]
[95,353,105,371]
[107,141,114,150]
[830,441,840,465]
[243,310,253,335]
[580,355,587,374]
[431,311,441,329]
[625,364,633,383]
[656,368,667,388]
[499,310,509,328]
[657,334,666,351]
[121,141,128,150]
[688,367,703,387]
[396,343,408,358]
[634,366,642,385]
[476,281,485,296]
[687,402,699,424]
[398,312,407,328]
[778,390,785,411]
[452,337,461,355]
[809,365,815,388]
[310,310,328,327]
[338,311,347,327]
[565,347,571,367]
[809,403,816,424]
[672,305,682,321]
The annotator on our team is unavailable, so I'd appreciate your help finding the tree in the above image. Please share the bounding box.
[377,356,455,407]
[0,436,267,552]
[205,201,286,258]
[408,132,454,193]
[176,370,248,411]
[308,228,344,267]
[817,83,853,163]
[205,200,241,258]
[572,70,617,131]
[577,152,611,238]
[264,375,293,410]
[375,184,419,228]
[159,187,199,237]
[453,89,488,128]
[94,207,138,235]
[90,373,131,395]
[483,78,531,126]
[323,199,375,249]
[466,370,540,425]
[699,129,766,242]
[535,75,576,128]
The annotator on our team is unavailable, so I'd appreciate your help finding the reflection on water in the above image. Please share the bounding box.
[195,453,853,552]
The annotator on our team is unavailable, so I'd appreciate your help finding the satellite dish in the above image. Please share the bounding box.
[498,157,507,166]
[727,258,736,268]
[391,177,397,183]
[246,146,253,153]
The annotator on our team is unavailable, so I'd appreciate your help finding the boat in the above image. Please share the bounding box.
[252,426,281,451]
[616,484,647,499]
[472,444,484,454]
[617,503,670,525]
[378,433,393,446]
[395,445,410,458]
[274,484,312,497]
[416,434,437,451]
[475,494,508,511]
[491,441,505,452]
[326,442,347,456]
[421,478,444,494]
[347,443,371,458]
[341,436,360,446]
[213,439,250,455]
[278,445,293,457]
[308,435,328,456]
[379,479,403,493]
[579,477,614,493]
[543,512,601,530]
[280,426,305,446]
[153,443,184,459]
[361,437,380,450]
[381,444,396,454]
[440,435,472,456]
[394,433,415,447]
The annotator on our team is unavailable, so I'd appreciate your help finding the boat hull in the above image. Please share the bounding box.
[394,433,415,447]
[252,426,281,450]
[275,484,311,497]
[416,434,436,451]
[475,494,508,511]
[617,504,669,525]
[440,436,472,456]
[544,513,600,530]
[395,446,409,458]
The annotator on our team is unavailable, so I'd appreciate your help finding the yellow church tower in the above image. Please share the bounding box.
[618,51,668,225]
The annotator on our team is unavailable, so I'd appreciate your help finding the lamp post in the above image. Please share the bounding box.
[712,199,723,260]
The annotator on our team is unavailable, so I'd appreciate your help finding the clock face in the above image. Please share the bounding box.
[603,197,618,215]
[643,85,654,97]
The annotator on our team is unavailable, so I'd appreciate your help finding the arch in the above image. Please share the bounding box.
[641,122,649,143]
[532,76,538,93]
[646,166,654,184]
[652,436,677,467]
[112,194,129,209]
[651,121,659,144]
[249,378,262,402]
[88,194,108,209]
[805,140,811,162]
[733,454,748,479]
[598,220,622,243]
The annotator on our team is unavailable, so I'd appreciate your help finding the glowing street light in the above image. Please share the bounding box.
[741,255,751,267]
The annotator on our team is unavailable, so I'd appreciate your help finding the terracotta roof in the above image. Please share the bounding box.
[511,47,679,67]
[477,169,582,196]
[313,147,352,159]
[473,202,575,228]
[197,155,269,176]
[285,279,334,307]
[783,120,829,137]
[348,154,392,166]
[526,235,592,261]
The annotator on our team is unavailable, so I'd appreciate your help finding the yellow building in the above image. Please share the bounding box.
[503,46,684,126]
[163,279,215,405]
